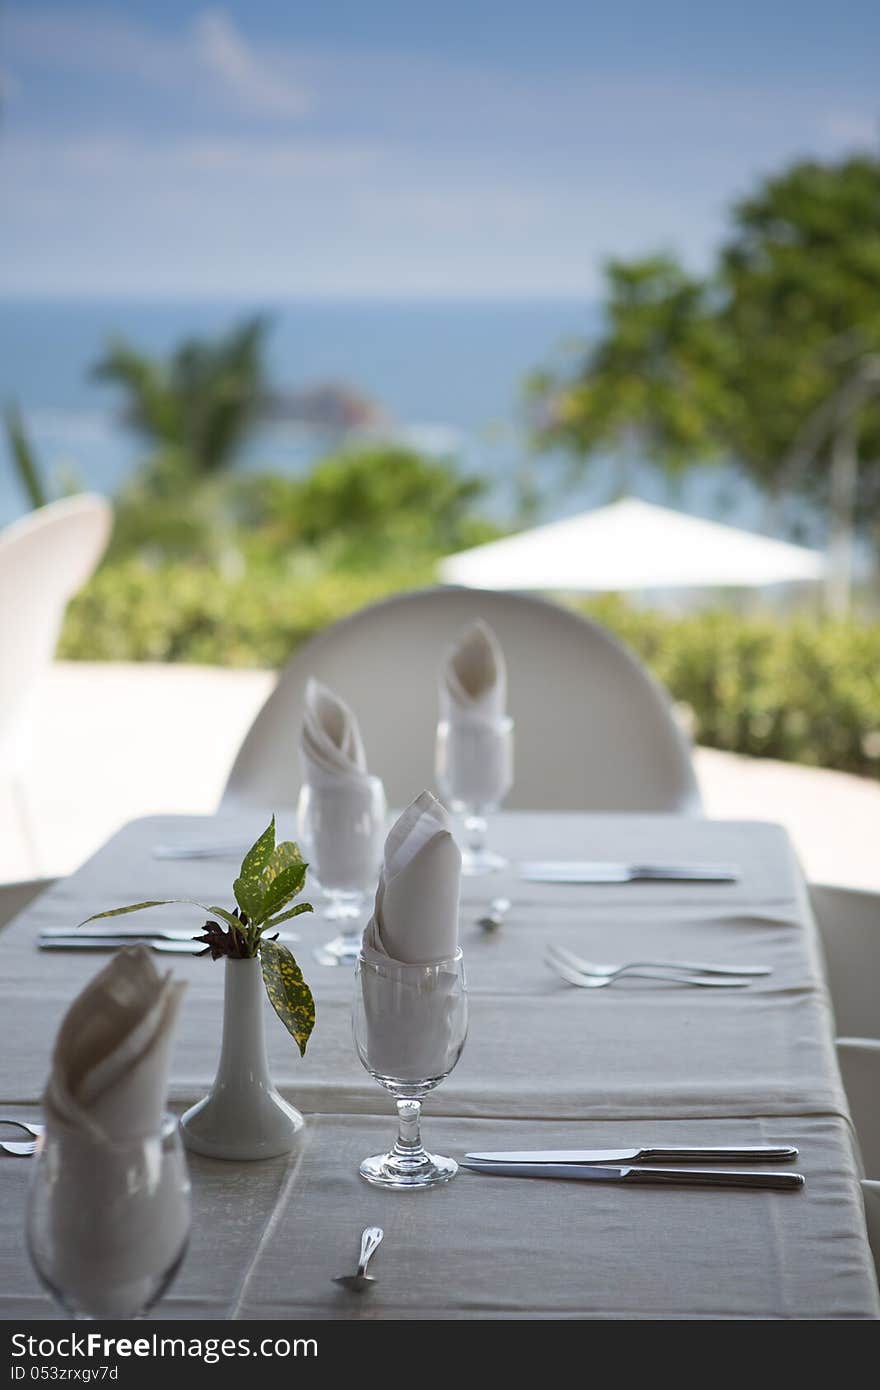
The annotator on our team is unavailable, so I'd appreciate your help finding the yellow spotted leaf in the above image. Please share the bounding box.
[259,938,315,1057]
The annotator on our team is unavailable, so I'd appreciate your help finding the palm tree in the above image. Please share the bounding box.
[3,401,48,509]
[93,316,269,486]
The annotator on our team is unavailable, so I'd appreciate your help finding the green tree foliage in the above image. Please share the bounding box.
[3,401,49,509]
[533,155,880,521]
[529,256,727,484]
[232,446,497,569]
[719,156,880,504]
[93,316,269,489]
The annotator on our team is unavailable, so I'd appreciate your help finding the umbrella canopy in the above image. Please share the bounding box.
[440,498,826,592]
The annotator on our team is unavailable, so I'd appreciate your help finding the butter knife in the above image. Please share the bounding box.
[519,861,739,883]
[39,936,207,955]
[465,1145,798,1164]
[461,1161,804,1190]
[40,925,298,943]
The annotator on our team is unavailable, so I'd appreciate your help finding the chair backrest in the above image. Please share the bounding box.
[0,495,112,757]
[222,586,701,814]
[861,1180,880,1283]
[809,883,880,1038]
[837,1038,880,1178]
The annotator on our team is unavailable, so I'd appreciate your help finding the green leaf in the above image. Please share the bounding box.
[234,818,277,919]
[259,939,316,1057]
[78,899,243,933]
[262,901,314,929]
[78,901,180,925]
[262,840,304,886]
[257,862,308,923]
[205,904,245,933]
[239,816,276,881]
[232,876,265,925]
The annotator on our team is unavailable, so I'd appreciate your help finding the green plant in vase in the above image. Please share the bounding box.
[81,818,316,1159]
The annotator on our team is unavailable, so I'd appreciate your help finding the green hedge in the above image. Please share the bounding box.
[58,562,880,777]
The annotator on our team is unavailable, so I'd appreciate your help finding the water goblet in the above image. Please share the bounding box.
[353,947,467,1188]
[435,715,513,874]
[26,1113,191,1320]
[297,775,386,965]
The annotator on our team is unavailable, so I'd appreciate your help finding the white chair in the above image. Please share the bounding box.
[861,1180,880,1282]
[0,877,55,932]
[222,586,701,814]
[809,883,880,1038]
[0,495,112,873]
[837,1039,880,1178]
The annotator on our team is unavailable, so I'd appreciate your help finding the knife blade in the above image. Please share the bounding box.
[464,1145,799,1164]
[40,925,299,944]
[39,936,206,955]
[461,1161,804,1190]
[519,861,740,883]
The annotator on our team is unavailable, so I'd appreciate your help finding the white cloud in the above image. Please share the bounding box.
[3,5,312,122]
[193,10,311,120]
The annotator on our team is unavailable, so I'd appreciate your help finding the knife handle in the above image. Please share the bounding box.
[626,1167,804,1190]
[640,1146,798,1163]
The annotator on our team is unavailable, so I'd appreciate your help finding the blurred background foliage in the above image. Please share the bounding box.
[6,151,880,778]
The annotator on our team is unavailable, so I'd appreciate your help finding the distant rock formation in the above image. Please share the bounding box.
[263,382,389,433]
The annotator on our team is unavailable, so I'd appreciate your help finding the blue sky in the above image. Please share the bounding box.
[0,1,877,299]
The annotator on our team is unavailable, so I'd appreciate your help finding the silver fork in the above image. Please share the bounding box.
[0,1120,44,1139]
[0,1140,38,1156]
[545,951,750,989]
[549,941,770,979]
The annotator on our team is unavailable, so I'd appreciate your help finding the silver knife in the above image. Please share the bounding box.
[519,861,740,883]
[152,843,248,860]
[465,1145,798,1164]
[40,925,299,943]
[461,1161,804,1190]
[39,936,208,955]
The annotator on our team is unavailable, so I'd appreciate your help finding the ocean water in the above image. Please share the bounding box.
[0,297,774,534]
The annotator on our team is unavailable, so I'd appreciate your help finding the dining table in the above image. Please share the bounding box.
[1,809,877,1320]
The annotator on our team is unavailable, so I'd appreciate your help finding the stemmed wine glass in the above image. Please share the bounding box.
[27,1113,191,1320]
[435,716,514,874]
[297,776,386,965]
[353,948,467,1188]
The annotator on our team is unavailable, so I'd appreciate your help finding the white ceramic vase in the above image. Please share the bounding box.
[180,957,304,1161]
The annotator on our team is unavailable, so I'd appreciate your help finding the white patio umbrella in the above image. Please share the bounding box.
[440,498,826,592]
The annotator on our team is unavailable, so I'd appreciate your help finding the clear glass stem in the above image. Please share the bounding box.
[464,813,488,856]
[391,1098,427,1164]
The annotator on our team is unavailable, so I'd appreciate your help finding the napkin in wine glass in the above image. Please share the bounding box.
[45,944,185,1143]
[300,677,369,787]
[40,947,188,1310]
[361,793,463,1080]
[440,620,507,722]
[363,790,461,965]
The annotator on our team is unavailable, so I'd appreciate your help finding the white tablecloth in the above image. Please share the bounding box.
[1,812,877,1319]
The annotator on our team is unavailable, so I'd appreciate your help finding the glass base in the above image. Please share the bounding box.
[314,933,361,967]
[460,847,508,876]
[359,1150,458,1190]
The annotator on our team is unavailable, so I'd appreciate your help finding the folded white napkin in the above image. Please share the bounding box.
[300,677,368,788]
[41,948,188,1317]
[440,619,507,722]
[45,944,185,1143]
[438,622,512,807]
[361,793,462,1081]
[364,791,460,965]
[300,678,385,889]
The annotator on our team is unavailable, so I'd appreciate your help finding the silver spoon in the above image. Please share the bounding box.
[333,1226,384,1292]
[477,897,511,933]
